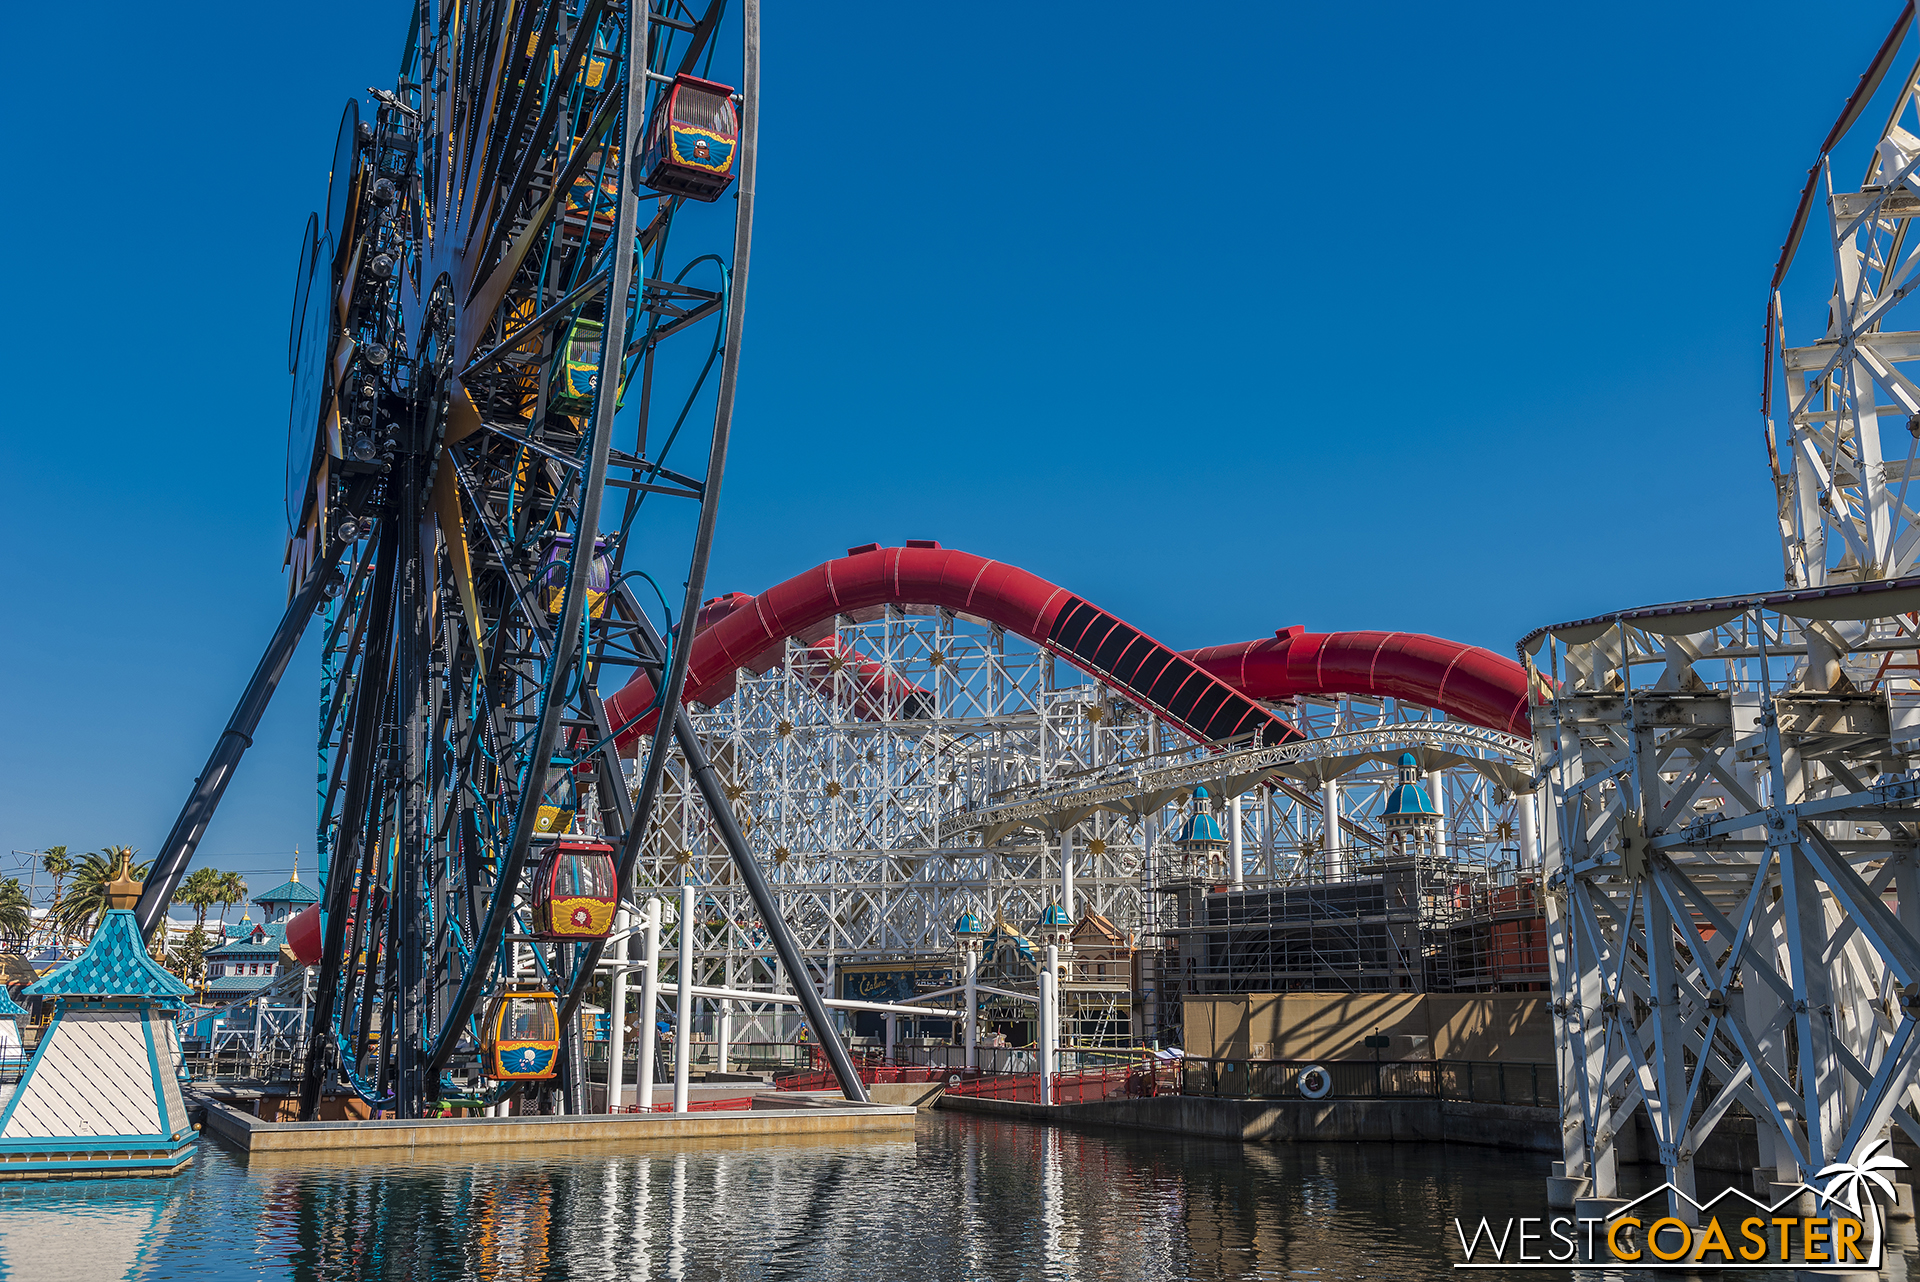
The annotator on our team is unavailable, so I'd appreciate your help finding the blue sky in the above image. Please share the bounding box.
[0,2,1902,891]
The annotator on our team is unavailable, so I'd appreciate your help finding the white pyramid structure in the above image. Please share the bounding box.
[0,862,198,1179]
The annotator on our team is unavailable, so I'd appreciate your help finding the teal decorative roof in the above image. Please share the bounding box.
[1382,753,1439,824]
[0,985,27,1018]
[1036,903,1073,928]
[1175,794,1221,844]
[953,912,985,936]
[24,910,194,1002]
[253,878,319,907]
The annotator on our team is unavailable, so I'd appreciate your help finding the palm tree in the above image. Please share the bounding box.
[1816,1138,1907,1217]
[48,848,150,940]
[174,867,223,935]
[40,846,71,911]
[0,878,30,943]
[213,871,249,935]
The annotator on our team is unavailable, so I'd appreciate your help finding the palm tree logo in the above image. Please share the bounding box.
[1815,1138,1907,1217]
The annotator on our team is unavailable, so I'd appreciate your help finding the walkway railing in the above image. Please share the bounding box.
[616,1097,756,1114]
[1179,1058,1554,1106]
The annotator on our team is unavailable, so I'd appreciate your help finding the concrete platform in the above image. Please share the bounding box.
[195,1094,915,1156]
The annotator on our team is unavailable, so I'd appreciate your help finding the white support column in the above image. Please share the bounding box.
[883,1013,896,1065]
[1519,792,1540,869]
[718,1000,732,1075]
[1060,828,1076,918]
[606,905,630,1113]
[1264,787,1277,882]
[964,947,979,1069]
[1228,795,1244,888]
[673,883,694,1114]
[1041,943,1059,1104]
[1322,777,1342,879]
[637,897,660,1113]
[1427,770,1448,861]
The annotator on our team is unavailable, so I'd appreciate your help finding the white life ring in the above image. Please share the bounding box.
[1297,1064,1333,1100]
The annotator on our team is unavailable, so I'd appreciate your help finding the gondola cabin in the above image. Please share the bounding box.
[638,74,738,201]
[482,986,560,1080]
[552,317,603,410]
[531,837,618,940]
[537,532,614,616]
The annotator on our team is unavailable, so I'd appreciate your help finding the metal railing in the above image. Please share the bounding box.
[1179,1058,1554,1106]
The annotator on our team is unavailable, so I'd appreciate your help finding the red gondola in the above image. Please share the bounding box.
[637,74,738,202]
[530,838,618,941]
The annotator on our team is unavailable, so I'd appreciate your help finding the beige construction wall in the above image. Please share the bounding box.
[1181,993,1554,1063]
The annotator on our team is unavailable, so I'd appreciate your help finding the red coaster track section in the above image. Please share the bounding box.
[602,542,1530,749]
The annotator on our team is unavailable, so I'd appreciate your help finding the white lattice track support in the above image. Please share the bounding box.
[1529,589,1920,1222]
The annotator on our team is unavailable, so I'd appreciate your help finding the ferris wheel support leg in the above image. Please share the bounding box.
[299,521,400,1120]
[394,452,434,1118]
[134,555,345,940]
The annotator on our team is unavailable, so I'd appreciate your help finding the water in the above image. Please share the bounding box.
[0,1113,1785,1281]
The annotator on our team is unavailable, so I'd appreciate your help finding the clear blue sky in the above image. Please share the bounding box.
[0,2,1900,888]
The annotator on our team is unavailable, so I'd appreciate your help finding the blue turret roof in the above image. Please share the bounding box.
[25,909,194,1002]
[953,912,985,936]
[0,984,28,1018]
[1382,753,1439,824]
[1175,792,1225,847]
[1036,903,1072,928]
[253,878,319,907]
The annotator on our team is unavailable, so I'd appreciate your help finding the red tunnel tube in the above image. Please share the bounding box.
[604,542,1301,751]
[1184,627,1530,738]
[692,582,1529,735]
[694,594,933,718]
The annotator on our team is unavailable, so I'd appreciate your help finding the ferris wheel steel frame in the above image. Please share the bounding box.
[134,0,868,1120]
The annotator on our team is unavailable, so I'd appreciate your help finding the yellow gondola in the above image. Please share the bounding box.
[481,986,560,1080]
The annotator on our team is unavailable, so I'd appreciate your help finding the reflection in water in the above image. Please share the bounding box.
[0,1178,174,1281]
[8,1112,1864,1280]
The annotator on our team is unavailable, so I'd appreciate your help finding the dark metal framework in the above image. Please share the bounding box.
[133,0,868,1119]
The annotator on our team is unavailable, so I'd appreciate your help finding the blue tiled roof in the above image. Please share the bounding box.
[203,974,273,997]
[953,912,985,935]
[207,922,287,959]
[25,910,194,1001]
[253,878,319,907]
[1036,903,1072,928]
[0,985,28,1017]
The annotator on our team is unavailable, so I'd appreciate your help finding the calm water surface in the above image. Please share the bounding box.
[0,1113,1821,1281]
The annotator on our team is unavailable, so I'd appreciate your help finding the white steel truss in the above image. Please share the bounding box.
[1527,581,1920,1220]
[1774,26,1920,588]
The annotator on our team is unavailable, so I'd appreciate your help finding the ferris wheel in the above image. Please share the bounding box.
[133,0,863,1119]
